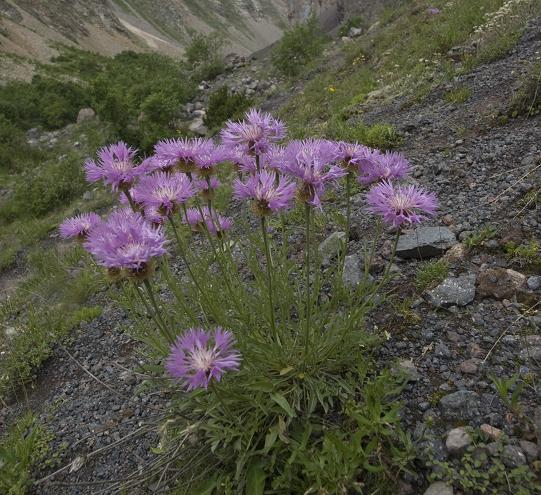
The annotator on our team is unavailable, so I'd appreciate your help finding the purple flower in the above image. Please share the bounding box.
[59,212,102,240]
[166,328,240,390]
[358,151,410,185]
[143,206,166,226]
[227,148,257,174]
[84,142,147,191]
[194,177,221,200]
[233,170,296,216]
[281,139,345,207]
[366,180,438,228]
[133,172,195,216]
[184,206,232,237]
[85,209,167,278]
[142,155,176,174]
[193,141,228,177]
[427,7,441,15]
[262,144,286,172]
[221,108,286,155]
[154,138,205,174]
[337,142,372,170]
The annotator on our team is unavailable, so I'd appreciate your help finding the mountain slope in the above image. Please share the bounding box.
[0,0,291,61]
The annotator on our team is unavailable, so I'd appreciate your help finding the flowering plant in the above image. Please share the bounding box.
[61,108,437,492]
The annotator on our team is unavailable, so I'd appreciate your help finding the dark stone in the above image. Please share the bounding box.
[397,226,457,259]
[439,390,481,421]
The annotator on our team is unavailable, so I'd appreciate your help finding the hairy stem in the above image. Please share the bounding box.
[303,203,312,365]
[260,216,279,345]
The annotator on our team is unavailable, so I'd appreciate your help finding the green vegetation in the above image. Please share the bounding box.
[338,15,364,37]
[444,86,472,104]
[183,31,228,81]
[427,431,539,495]
[0,413,54,495]
[463,225,498,249]
[328,120,402,150]
[0,244,103,398]
[204,86,252,131]
[271,17,325,76]
[415,259,450,291]
[504,240,541,268]
[511,62,541,117]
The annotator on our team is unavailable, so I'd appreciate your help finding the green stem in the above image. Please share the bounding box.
[345,171,352,244]
[160,257,200,326]
[123,189,137,211]
[135,282,174,344]
[260,216,279,345]
[303,203,312,364]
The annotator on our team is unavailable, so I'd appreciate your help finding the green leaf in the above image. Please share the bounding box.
[271,393,296,418]
[193,477,217,495]
[246,462,266,495]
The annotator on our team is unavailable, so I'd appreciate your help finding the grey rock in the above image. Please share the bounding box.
[397,227,457,259]
[519,440,538,463]
[77,107,96,124]
[342,255,373,288]
[188,117,208,136]
[348,27,363,37]
[318,232,346,263]
[527,275,541,291]
[427,274,476,307]
[439,390,481,421]
[502,445,527,467]
[423,481,453,495]
[395,359,420,382]
[445,427,471,456]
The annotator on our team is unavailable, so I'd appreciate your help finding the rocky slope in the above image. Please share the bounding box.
[2,16,540,494]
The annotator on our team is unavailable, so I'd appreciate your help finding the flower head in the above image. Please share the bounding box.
[154,138,205,174]
[166,328,241,390]
[221,108,286,155]
[194,177,221,200]
[193,141,228,177]
[227,148,257,174]
[184,206,232,237]
[366,180,438,228]
[233,170,296,216]
[133,172,195,216]
[84,142,147,191]
[281,139,345,207]
[59,212,102,240]
[85,209,167,278]
[358,151,410,185]
[337,141,371,171]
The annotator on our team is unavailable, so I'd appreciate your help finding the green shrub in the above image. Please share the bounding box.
[338,15,364,37]
[271,17,325,76]
[1,152,86,222]
[510,62,541,117]
[0,413,54,495]
[0,76,88,130]
[415,259,449,291]
[444,86,471,104]
[184,31,227,81]
[204,86,252,131]
[328,119,402,150]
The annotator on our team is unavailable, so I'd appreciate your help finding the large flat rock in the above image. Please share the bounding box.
[397,226,457,259]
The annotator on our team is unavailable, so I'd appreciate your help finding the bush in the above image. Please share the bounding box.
[0,76,88,130]
[1,153,86,221]
[271,17,325,76]
[338,15,364,37]
[184,32,227,81]
[510,62,541,117]
[204,86,252,131]
[328,119,402,150]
